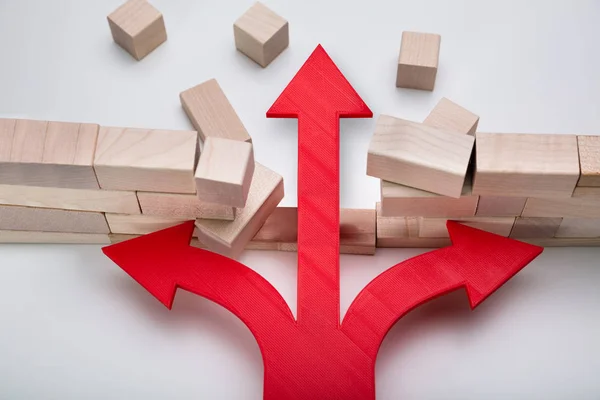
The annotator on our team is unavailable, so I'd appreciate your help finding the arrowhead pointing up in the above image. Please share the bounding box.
[267,45,372,119]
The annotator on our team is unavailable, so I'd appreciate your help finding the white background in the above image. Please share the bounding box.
[1,0,600,399]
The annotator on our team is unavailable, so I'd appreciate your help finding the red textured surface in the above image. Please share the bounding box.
[102,45,544,400]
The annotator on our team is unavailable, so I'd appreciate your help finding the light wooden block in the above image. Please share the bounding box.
[522,187,600,218]
[367,115,474,198]
[195,137,255,208]
[555,218,600,238]
[0,205,109,234]
[418,216,515,238]
[476,196,527,217]
[137,192,234,221]
[472,133,580,198]
[577,135,600,187]
[106,214,188,235]
[107,0,167,61]
[195,162,284,259]
[0,119,99,189]
[396,31,441,91]
[234,2,289,68]
[0,231,111,244]
[0,184,139,214]
[509,217,562,238]
[180,79,251,143]
[94,126,197,193]
[424,97,479,136]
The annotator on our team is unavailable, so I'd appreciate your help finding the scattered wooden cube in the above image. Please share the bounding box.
[472,133,580,198]
[105,213,187,235]
[396,31,441,91]
[476,196,527,217]
[137,192,235,220]
[555,217,600,238]
[94,126,197,193]
[418,216,515,238]
[234,2,289,68]
[0,231,110,244]
[107,0,167,61]
[180,79,251,143]
[424,97,479,136]
[0,205,109,234]
[509,217,562,238]
[0,119,99,189]
[195,137,255,208]
[577,135,600,187]
[521,187,600,217]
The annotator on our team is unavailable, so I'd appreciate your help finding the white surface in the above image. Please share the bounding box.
[1,0,600,399]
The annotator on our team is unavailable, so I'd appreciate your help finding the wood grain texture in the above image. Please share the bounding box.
[0,205,109,233]
[137,192,234,220]
[105,213,188,235]
[522,187,600,217]
[509,217,562,238]
[555,217,600,238]
[0,119,99,189]
[473,133,580,198]
[107,0,167,61]
[195,162,284,259]
[476,196,527,217]
[234,2,289,68]
[180,79,251,142]
[396,31,441,91]
[0,231,110,244]
[424,97,479,136]
[418,216,515,238]
[367,115,474,198]
[195,137,255,208]
[93,126,197,193]
[577,135,600,187]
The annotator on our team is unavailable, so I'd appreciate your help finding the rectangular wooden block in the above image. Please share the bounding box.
[476,196,527,217]
[424,97,479,136]
[137,192,234,220]
[522,187,600,217]
[555,218,600,238]
[180,79,251,142]
[0,205,109,234]
[367,115,474,198]
[577,135,600,187]
[94,126,197,193]
[396,31,440,91]
[509,217,562,238]
[105,214,188,235]
[0,119,100,189]
[0,231,111,244]
[418,216,515,238]
[473,133,580,198]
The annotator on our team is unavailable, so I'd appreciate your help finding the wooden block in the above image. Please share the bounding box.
[195,162,284,259]
[105,213,187,235]
[137,192,234,221]
[107,0,166,61]
[476,196,527,217]
[555,218,600,238]
[396,31,441,91]
[0,184,139,214]
[418,216,515,238]
[0,231,111,244]
[0,205,109,234]
[180,79,251,143]
[94,126,197,193]
[577,135,600,187]
[195,137,255,208]
[424,97,479,136]
[522,187,600,217]
[523,237,600,247]
[509,217,562,238]
[0,119,99,189]
[377,237,452,248]
[367,115,474,198]
[472,133,580,198]
[234,2,289,68]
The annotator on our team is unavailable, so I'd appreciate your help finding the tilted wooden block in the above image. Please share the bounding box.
[473,133,580,198]
[0,231,111,244]
[521,187,600,217]
[555,218,600,238]
[509,217,562,238]
[475,196,527,217]
[234,2,289,68]
[0,205,109,234]
[180,79,251,143]
[137,192,234,221]
[105,213,187,235]
[367,115,474,198]
[418,216,515,238]
[195,137,255,208]
[107,0,167,61]
[577,135,600,187]
[396,31,441,91]
[195,162,284,259]
[94,126,197,193]
[424,97,479,136]
[0,119,99,189]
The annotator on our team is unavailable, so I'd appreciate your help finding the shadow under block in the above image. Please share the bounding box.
[0,231,111,244]
[418,216,515,238]
[509,217,562,238]
[0,205,109,234]
[107,0,167,61]
[472,133,580,198]
[195,137,255,208]
[396,31,441,91]
[105,213,188,235]
[367,115,474,198]
[93,127,197,193]
[424,97,479,136]
[555,217,600,238]
[180,79,251,142]
[577,135,600,187]
[137,192,234,221]
[195,163,284,259]
[0,119,99,189]
[476,196,527,217]
[522,187,600,217]
[234,2,289,68]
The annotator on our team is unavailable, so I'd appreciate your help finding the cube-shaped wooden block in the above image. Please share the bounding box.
[108,0,167,61]
[577,135,600,187]
[424,97,479,136]
[195,137,255,208]
[396,31,441,91]
[234,2,289,68]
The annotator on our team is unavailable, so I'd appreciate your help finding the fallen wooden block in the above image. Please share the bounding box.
[94,126,197,193]
[0,231,111,244]
[107,0,167,61]
[396,31,441,91]
[577,135,600,187]
[424,97,479,136]
[475,196,527,217]
[137,192,234,220]
[521,187,600,217]
[0,119,99,189]
[195,162,284,259]
[473,133,580,198]
[195,137,255,208]
[0,205,109,234]
[234,2,289,68]
[555,217,600,238]
[418,216,515,238]
[105,213,187,235]
[180,79,251,143]
[367,115,474,198]
[509,217,562,238]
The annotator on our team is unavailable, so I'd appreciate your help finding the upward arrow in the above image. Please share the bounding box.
[267,45,372,327]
